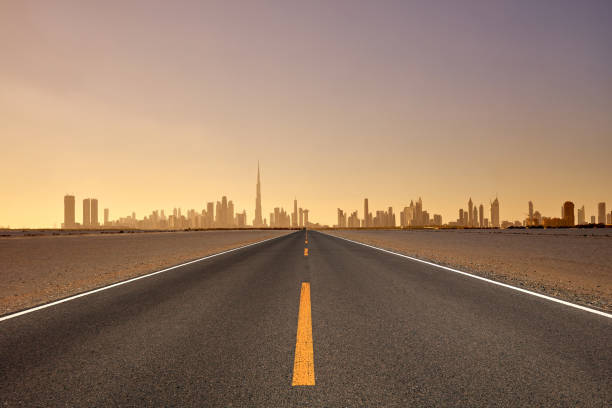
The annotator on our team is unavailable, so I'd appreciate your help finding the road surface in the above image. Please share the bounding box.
[1,230,610,406]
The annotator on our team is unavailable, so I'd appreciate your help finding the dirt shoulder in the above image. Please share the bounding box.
[0,230,291,316]
[324,229,612,313]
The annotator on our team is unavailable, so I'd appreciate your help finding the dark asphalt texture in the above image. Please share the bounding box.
[1,230,610,407]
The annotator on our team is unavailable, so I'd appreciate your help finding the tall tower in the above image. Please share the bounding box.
[479,203,484,228]
[468,198,473,227]
[528,201,534,225]
[491,197,500,228]
[91,199,99,227]
[598,202,606,224]
[253,162,263,227]
[64,195,75,228]
[83,198,91,227]
[363,198,369,227]
[292,198,298,228]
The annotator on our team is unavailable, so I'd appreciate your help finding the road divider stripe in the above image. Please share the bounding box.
[304,248,309,256]
[323,232,612,319]
[292,282,315,386]
[0,232,298,323]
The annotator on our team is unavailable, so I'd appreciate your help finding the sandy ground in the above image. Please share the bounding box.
[0,230,291,316]
[325,229,612,312]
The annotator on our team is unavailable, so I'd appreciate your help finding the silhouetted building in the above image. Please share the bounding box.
[598,202,606,224]
[468,198,474,227]
[292,199,298,228]
[577,206,585,225]
[91,199,99,227]
[253,162,264,227]
[104,208,109,226]
[491,198,500,228]
[337,208,347,228]
[479,203,484,228]
[63,195,75,228]
[363,198,370,227]
[562,201,574,226]
[83,198,91,227]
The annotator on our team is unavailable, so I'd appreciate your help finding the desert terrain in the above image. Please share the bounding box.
[0,229,292,316]
[325,228,612,312]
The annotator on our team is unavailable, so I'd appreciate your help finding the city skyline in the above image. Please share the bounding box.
[1,1,611,228]
[55,164,611,230]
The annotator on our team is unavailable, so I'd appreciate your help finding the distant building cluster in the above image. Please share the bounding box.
[447,198,497,228]
[61,163,609,230]
[61,163,313,230]
[334,197,610,229]
[524,201,610,227]
[336,198,442,228]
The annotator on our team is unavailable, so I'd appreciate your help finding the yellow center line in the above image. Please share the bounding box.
[292,282,315,386]
[304,248,309,256]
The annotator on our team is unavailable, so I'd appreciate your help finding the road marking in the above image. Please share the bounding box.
[305,240,308,244]
[292,282,315,386]
[304,248,309,256]
[323,232,612,319]
[0,232,297,322]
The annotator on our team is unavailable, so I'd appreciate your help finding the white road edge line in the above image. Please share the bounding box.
[321,232,612,319]
[0,231,297,322]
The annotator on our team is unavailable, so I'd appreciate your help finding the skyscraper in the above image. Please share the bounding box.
[104,208,109,226]
[293,198,298,228]
[83,198,91,227]
[63,195,75,228]
[598,202,606,224]
[468,198,473,227]
[491,198,500,228]
[299,208,304,227]
[91,199,99,227]
[303,209,309,227]
[577,205,585,225]
[562,201,574,226]
[253,162,264,227]
[363,198,369,227]
[479,203,484,228]
[528,201,534,226]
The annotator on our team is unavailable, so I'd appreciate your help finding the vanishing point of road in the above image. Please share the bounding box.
[1,230,610,406]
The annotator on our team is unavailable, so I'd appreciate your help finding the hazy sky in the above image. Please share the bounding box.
[1,0,611,227]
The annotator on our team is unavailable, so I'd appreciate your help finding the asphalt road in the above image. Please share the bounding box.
[1,230,610,406]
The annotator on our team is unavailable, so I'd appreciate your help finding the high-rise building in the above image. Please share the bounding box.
[83,198,91,227]
[104,208,109,226]
[479,203,484,228]
[598,202,606,224]
[91,199,99,227]
[562,201,575,226]
[577,206,585,225]
[253,162,264,227]
[363,198,369,227]
[292,199,298,228]
[491,198,500,228]
[528,201,534,226]
[591,215,596,224]
[473,206,478,228]
[468,198,473,227]
[337,208,347,228]
[415,198,423,225]
[206,202,214,227]
[63,195,75,228]
[299,208,304,227]
[303,209,309,227]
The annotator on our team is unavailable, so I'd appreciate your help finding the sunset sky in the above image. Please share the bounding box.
[1,0,610,228]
